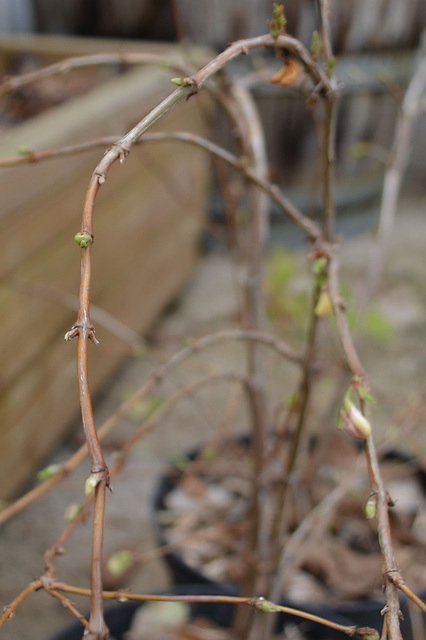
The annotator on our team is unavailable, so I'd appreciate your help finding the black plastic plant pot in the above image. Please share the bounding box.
[46,584,364,640]
[152,444,426,640]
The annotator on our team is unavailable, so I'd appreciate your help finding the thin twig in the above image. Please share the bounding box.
[0,132,322,240]
[367,35,426,297]
[42,581,378,639]
[327,251,404,637]
[258,10,336,634]
[320,97,338,242]
[0,329,303,524]
[328,249,366,381]
[365,435,402,640]
[269,283,321,576]
[0,52,191,97]
[43,371,249,574]
[260,283,321,640]
[394,581,426,616]
[0,579,42,626]
[277,456,364,585]
[317,0,333,65]
[48,589,89,628]
[317,0,338,242]
[137,135,320,240]
[230,83,270,605]
[8,278,143,348]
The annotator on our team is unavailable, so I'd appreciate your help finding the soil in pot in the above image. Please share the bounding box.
[153,434,426,636]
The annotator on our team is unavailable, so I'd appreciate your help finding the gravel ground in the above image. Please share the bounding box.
[1,197,426,640]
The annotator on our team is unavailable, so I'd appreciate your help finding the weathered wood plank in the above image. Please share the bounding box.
[0,36,212,498]
[0,213,200,496]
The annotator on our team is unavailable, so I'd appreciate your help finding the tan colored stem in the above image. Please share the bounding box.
[0,132,322,240]
[85,480,109,640]
[0,52,190,96]
[0,580,41,627]
[0,329,302,524]
[395,581,426,615]
[328,250,366,380]
[365,436,403,640]
[327,249,403,637]
[43,581,378,638]
[44,371,249,573]
[48,590,89,628]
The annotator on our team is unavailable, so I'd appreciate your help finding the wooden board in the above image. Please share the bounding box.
[0,35,212,498]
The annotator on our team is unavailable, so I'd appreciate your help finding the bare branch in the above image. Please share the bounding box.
[367,38,426,296]
[0,52,191,97]
[0,329,303,524]
[0,131,322,240]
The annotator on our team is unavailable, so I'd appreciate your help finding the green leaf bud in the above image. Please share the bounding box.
[362,633,380,640]
[64,503,83,523]
[85,475,100,496]
[327,56,336,76]
[365,497,376,520]
[268,4,286,39]
[17,145,30,156]
[311,256,328,276]
[37,464,61,480]
[107,549,134,576]
[254,598,281,613]
[74,231,92,248]
[358,387,376,404]
[341,398,372,440]
[315,290,333,317]
[310,31,321,61]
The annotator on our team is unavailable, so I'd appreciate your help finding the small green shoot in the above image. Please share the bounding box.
[268,4,286,39]
[74,232,92,248]
[16,145,31,155]
[107,549,134,576]
[358,386,376,404]
[64,503,83,523]
[310,31,321,61]
[85,475,100,496]
[171,77,187,86]
[254,598,281,613]
[365,497,377,520]
[37,464,61,480]
[326,56,336,76]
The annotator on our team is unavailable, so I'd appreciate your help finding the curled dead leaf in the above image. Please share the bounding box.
[270,58,301,86]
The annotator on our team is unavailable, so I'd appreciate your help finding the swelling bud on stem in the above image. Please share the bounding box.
[85,475,100,496]
[268,4,286,38]
[107,550,134,576]
[340,398,371,440]
[315,289,333,317]
[64,503,83,523]
[74,231,92,248]
[37,464,61,480]
[365,497,377,520]
[253,597,281,613]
